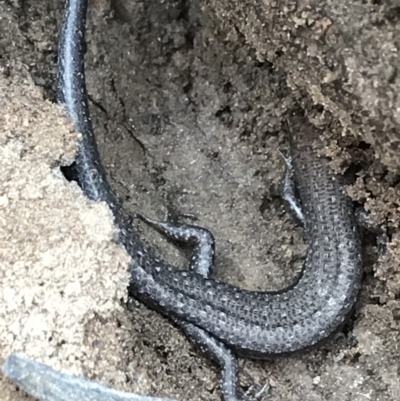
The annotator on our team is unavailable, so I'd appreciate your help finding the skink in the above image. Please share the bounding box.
[55,0,363,399]
[128,121,362,357]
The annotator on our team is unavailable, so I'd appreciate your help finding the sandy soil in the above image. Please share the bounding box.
[1,1,400,401]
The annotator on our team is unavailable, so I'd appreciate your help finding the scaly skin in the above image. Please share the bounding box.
[128,119,363,357]
[55,1,363,400]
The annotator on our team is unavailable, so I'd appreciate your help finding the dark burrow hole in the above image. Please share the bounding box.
[60,163,79,184]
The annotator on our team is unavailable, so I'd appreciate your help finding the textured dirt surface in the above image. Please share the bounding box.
[0,72,135,400]
[1,0,400,401]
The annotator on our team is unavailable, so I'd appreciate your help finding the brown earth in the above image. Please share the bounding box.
[1,1,400,401]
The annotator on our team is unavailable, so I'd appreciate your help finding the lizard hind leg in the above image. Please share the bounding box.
[278,150,305,225]
[138,214,215,277]
[139,213,269,401]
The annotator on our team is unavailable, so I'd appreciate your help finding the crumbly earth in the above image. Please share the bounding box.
[1,1,400,401]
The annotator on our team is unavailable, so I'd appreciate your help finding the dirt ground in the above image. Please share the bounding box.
[1,0,400,401]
